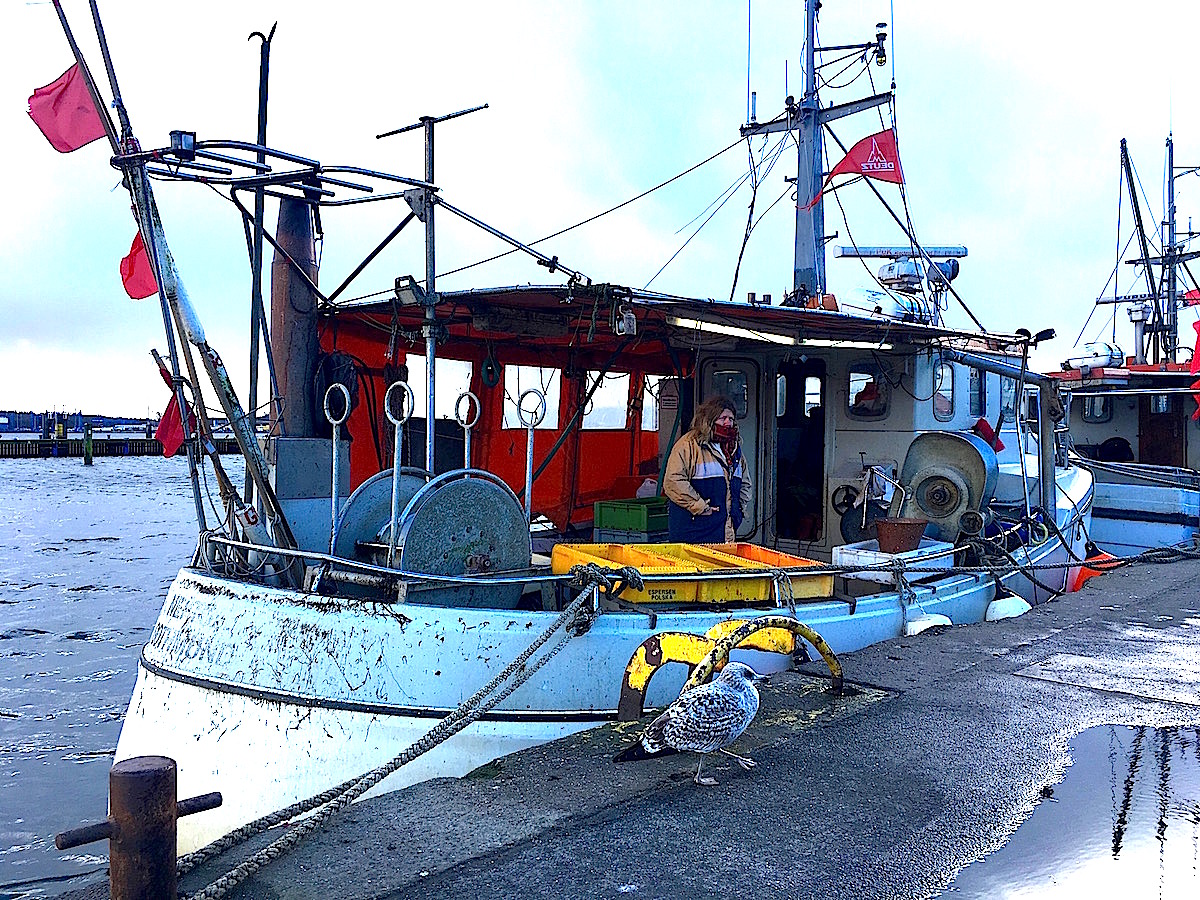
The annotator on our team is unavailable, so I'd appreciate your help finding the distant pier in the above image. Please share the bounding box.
[0,437,242,458]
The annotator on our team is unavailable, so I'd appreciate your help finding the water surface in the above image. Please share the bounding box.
[0,456,240,896]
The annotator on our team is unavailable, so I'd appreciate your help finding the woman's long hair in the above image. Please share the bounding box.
[687,395,736,444]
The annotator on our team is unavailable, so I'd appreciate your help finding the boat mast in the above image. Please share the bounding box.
[741,0,889,303]
[1164,135,1178,362]
[795,0,824,299]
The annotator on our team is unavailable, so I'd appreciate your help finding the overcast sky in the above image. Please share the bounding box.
[3,1,1198,418]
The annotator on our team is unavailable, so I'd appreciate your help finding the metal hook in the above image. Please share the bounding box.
[384,381,415,567]
[323,383,351,426]
[324,383,351,553]
[516,388,547,429]
[517,389,547,523]
[455,391,481,474]
[384,380,415,426]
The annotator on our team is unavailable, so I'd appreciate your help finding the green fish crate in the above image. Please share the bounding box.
[593,497,669,533]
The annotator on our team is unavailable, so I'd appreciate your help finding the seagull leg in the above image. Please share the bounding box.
[719,748,758,770]
[693,756,718,786]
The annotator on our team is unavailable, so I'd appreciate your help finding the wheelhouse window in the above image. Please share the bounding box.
[503,365,561,429]
[1151,394,1172,415]
[1080,395,1112,423]
[934,362,955,421]
[969,368,987,418]
[582,372,630,429]
[402,356,474,419]
[641,375,667,431]
[708,368,749,418]
[1001,376,1017,423]
[848,365,888,419]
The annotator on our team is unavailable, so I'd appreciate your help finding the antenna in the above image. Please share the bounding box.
[745,0,752,124]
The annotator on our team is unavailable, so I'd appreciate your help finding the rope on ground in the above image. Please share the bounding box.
[178,583,602,898]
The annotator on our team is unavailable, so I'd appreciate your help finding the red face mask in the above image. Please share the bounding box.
[712,422,737,442]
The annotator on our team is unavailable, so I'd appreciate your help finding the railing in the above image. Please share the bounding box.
[0,438,242,458]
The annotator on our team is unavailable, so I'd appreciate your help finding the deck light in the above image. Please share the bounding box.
[169,130,196,161]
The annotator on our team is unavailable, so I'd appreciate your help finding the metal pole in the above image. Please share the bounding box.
[1166,135,1178,362]
[324,384,350,553]
[81,0,208,533]
[455,391,480,473]
[384,381,414,566]
[794,0,824,298]
[247,24,276,502]
[423,116,437,474]
[518,389,547,524]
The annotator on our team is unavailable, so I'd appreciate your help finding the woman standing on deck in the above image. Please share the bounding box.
[663,396,752,542]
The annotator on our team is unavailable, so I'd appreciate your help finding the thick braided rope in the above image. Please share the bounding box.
[177,585,598,879]
[183,625,579,900]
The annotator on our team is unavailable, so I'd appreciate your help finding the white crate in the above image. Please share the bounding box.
[832,537,955,584]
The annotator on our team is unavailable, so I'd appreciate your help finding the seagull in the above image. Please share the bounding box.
[613,661,768,785]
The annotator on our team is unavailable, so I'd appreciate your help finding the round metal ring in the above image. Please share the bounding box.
[323,383,351,426]
[384,381,414,426]
[454,391,481,429]
[517,388,547,428]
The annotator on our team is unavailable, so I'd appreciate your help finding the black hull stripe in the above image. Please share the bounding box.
[138,652,618,724]
[1093,507,1200,527]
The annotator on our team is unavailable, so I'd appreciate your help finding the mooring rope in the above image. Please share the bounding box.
[178,578,604,898]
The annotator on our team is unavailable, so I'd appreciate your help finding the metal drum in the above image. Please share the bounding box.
[332,467,431,563]
[396,471,531,609]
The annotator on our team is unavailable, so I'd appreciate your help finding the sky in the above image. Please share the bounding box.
[2,0,1199,419]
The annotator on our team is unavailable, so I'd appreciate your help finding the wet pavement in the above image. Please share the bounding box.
[65,557,1200,899]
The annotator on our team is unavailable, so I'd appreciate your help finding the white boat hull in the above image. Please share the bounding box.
[115,467,1093,854]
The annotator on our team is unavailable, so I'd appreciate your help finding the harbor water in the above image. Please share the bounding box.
[0,456,241,897]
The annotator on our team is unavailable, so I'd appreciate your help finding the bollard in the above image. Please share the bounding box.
[55,756,221,900]
[83,422,94,466]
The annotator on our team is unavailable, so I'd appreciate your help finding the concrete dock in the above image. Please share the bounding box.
[71,557,1200,899]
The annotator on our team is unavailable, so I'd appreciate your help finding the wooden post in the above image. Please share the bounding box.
[83,422,94,466]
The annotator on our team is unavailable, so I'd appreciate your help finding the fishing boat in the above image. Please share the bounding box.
[41,2,1092,853]
[1051,136,1200,555]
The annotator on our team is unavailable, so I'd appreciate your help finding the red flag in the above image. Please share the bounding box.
[27,63,106,153]
[1184,288,1200,306]
[805,128,905,209]
[154,360,195,457]
[1190,320,1200,376]
[1191,377,1200,422]
[120,232,158,300]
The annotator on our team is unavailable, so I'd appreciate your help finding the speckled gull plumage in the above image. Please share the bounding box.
[614,661,765,785]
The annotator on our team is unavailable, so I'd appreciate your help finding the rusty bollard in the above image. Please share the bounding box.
[55,756,222,900]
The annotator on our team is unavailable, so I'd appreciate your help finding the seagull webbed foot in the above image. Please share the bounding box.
[693,757,718,786]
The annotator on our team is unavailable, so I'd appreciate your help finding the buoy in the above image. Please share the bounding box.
[1070,541,1118,592]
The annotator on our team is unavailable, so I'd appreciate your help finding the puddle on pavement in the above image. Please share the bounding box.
[944,724,1200,898]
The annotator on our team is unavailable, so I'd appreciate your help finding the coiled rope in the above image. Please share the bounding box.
[179,575,606,899]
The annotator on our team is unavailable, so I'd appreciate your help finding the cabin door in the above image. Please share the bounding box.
[775,359,826,543]
[701,358,760,538]
[1139,394,1186,467]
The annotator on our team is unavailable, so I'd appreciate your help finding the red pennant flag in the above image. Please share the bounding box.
[154,360,196,457]
[805,128,905,210]
[1185,289,1200,307]
[120,232,158,299]
[1190,320,1200,376]
[27,63,106,153]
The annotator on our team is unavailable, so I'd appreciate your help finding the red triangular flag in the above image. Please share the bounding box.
[1190,320,1200,376]
[805,128,905,209]
[155,394,191,457]
[120,232,158,300]
[154,359,195,457]
[27,63,106,153]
